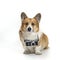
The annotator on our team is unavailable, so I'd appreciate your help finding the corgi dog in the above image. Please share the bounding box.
[19,12,49,55]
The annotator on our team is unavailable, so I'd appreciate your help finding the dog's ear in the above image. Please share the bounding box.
[34,13,41,22]
[21,12,27,21]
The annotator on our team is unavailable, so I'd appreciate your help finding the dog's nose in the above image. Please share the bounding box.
[28,27,31,32]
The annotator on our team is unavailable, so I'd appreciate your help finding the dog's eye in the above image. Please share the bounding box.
[25,22,28,25]
[32,23,35,26]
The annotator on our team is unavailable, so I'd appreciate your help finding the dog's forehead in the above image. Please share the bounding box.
[22,18,38,23]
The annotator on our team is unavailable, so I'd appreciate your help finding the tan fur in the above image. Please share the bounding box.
[38,33,48,49]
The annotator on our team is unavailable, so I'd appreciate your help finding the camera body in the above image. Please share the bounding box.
[24,39,39,46]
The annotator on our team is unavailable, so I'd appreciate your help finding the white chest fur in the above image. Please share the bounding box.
[22,31,42,40]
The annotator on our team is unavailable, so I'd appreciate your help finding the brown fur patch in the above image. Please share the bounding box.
[38,33,48,49]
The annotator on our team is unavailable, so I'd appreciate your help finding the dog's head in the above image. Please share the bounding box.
[21,12,41,32]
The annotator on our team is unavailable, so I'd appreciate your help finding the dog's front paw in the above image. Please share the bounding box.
[35,51,42,55]
[23,50,31,54]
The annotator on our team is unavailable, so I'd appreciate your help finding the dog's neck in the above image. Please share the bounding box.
[22,31,42,41]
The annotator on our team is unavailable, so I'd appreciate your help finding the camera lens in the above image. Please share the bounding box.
[32,43,35,46]
[26,42,31,46]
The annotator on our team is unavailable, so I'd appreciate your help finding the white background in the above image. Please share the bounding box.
[0,0,60,60]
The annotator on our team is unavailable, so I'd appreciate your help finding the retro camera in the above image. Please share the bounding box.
[24,40,38,46]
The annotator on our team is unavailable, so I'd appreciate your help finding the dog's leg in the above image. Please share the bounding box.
[19,30,31,54]
[35,46,43,55]
[24,50,31,54]
[23,46,31,54]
